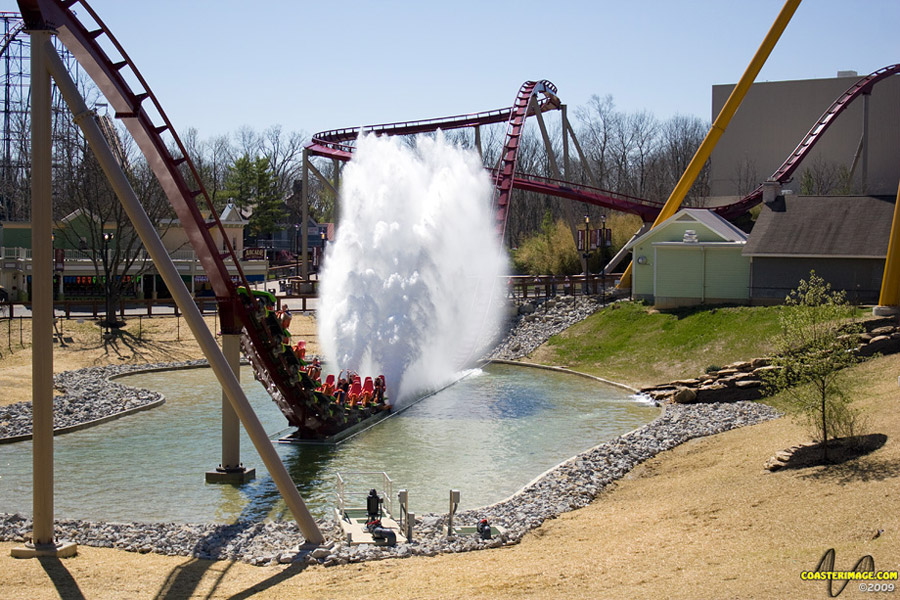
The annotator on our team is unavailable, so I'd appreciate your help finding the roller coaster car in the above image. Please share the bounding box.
[278,372,391,444]
[236,287,390,442]
[237,287,276,312]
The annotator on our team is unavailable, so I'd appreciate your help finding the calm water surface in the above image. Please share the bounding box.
[0,364,657,522]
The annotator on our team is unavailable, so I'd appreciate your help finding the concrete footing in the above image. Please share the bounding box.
[873,305,899,317]
[205,466,256,484]
[10,541,77,559]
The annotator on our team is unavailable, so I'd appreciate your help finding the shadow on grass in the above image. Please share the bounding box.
[91,322,200,365]
[151,550,311,600]
[800,460,900,486]
[657,303,746,320]
[154,557,236,600]
[778,434,899,484]
[226,563,308,600]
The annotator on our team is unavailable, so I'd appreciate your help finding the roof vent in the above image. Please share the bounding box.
[837,70,858,78]
[683,229,699,243]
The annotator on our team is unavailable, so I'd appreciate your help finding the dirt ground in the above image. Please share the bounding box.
[1,317,899,598]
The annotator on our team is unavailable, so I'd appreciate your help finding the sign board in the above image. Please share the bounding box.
[243,247,266,261]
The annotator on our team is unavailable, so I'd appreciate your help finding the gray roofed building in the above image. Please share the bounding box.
[743,195,895,303]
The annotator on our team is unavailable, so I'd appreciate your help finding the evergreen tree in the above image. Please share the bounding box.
[223,154,285,240]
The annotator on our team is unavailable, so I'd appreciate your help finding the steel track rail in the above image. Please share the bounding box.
[308,65,900,226]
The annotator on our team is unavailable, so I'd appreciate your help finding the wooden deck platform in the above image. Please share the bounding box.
[335,507,408,546]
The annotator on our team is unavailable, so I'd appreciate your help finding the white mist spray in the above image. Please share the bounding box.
[317,133,507,404]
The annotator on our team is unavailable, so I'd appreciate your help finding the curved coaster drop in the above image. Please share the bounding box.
[17,0,361,442]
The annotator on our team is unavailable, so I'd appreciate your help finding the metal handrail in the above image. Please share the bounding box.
[335,471,394,517]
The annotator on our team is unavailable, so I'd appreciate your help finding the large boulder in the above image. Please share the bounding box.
[671,387,697,404]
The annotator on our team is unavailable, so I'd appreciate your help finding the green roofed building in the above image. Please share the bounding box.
[625,208,750,309]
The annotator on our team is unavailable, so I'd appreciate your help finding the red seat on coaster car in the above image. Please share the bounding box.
[348,381,363,407]
[320,374,336,396]
[361,377,375,405]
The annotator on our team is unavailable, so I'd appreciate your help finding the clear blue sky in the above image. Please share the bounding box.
[3,0,897,140]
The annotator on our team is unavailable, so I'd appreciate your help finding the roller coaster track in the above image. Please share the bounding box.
[308,80,664,236]
[307,94,561,156]
[309,65,900,229]
[501,171,663,222]
[493,80,556,238]
[714,63,900,220]
[307,80,668,230]
[18,0,342,437]
[0,17,24,58]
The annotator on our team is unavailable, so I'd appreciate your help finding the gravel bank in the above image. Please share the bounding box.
[0,360,207,442]
[490,295,605,360]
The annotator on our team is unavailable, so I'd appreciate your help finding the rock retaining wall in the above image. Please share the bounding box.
[640,317,900,405]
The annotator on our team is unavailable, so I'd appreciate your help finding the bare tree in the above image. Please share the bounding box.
[54,117,171,330]
[731,156,760,198]
[652,114,708,206]
[263,125,306,198]
[575,94,617,189]
[800,156,853,195]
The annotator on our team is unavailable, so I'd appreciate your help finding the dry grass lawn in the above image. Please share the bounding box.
[1,315,899,598]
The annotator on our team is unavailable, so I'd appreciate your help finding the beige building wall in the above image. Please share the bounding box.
[709,73,900,198]
[159,223,245,255]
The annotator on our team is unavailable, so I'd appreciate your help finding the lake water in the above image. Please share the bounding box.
[0,363,657,522]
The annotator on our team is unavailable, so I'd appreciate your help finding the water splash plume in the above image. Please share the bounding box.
[318,133,507,404]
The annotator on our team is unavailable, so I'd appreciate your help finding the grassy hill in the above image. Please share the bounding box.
[528,301,787,387]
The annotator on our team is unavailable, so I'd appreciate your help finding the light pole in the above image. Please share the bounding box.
[600,215,607,302]
[294,223,300,279]
[102,231,114,336]
[582,215,591,294]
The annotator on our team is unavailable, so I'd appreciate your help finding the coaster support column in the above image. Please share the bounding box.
[11,26,77,560]
[206,304,255,484]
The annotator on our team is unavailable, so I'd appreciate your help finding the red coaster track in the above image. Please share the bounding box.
[309,66,900,230]
[714,63,900,220]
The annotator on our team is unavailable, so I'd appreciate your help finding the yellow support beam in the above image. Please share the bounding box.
[619,0,802,288]
[875,179,900,312]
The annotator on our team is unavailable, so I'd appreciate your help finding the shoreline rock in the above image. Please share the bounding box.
[0,361,208,441]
